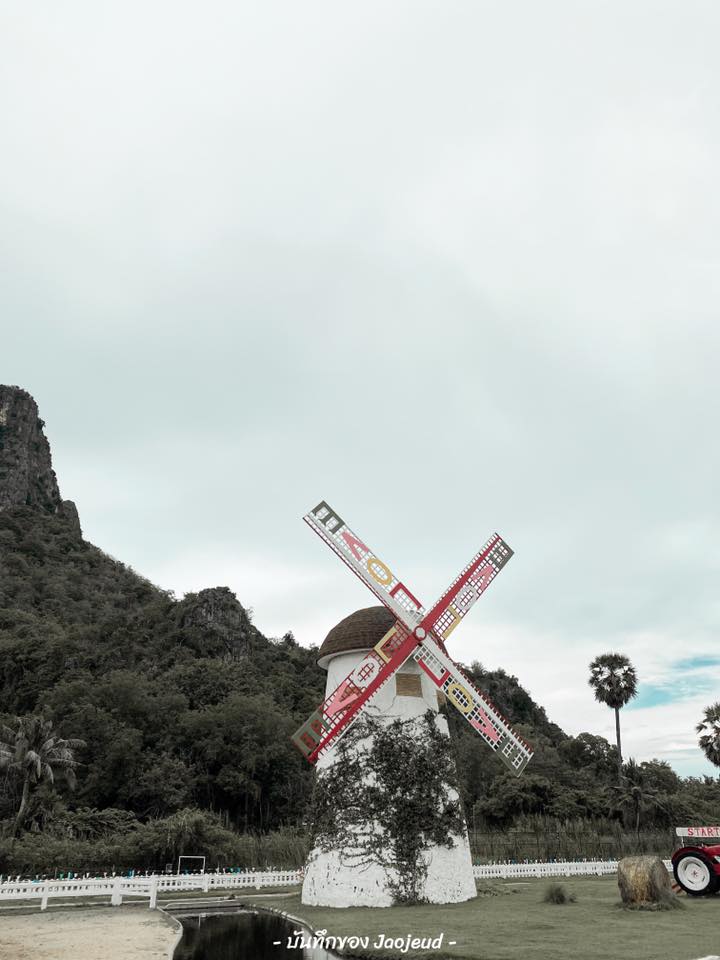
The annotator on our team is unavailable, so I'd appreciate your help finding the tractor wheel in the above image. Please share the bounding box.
[673,852,719,896]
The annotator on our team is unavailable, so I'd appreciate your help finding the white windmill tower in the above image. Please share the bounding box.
[302,605,476,907]
[293,501,533,909]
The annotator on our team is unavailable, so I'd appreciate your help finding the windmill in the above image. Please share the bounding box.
[292,500,533,906]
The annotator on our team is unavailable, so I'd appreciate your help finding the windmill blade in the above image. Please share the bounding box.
[292,535,515,763]
[304,501,424,629]
[423,534,513,642]
[293,505,521,765]
[414,634,533,775]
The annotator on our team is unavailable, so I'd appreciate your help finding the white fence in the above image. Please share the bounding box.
[0,869,302,911]
[473,860,672,880]
[157,869,302,894]
[1,862,674,911]
[0,876,160,911]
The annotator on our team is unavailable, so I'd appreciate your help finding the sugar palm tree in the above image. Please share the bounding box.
[0,715,85,837]
[588,653,638,783]
[696,702,720,768]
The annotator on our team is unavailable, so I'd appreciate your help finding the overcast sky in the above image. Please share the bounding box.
[2,2,719,777]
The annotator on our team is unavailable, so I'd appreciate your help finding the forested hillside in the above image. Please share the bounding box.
[0,505,325,833]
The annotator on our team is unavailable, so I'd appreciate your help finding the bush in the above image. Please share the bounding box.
[0,812,310,876]
[543,882,576,904]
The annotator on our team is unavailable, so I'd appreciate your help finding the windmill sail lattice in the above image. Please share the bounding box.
[292,500,533,774]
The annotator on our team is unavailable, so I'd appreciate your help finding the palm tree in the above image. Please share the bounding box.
[610,758,667,837]
[0,715,85,837]
[696,702,720,768]
[588,652,638,783]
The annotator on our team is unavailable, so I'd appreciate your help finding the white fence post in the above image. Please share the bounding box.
[40,883,49,911]
[149,877,158,910]
[111,876,122,907]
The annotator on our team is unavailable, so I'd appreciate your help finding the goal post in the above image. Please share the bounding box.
[177,855,206,875]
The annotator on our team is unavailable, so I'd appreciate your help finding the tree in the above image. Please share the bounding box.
[638,758,679,796]
[696,702,720,768]
[610,758,668,835]
[0,715,85,837]
[588,652,638,783]
[560,732,618,778]
[477,773,555,827]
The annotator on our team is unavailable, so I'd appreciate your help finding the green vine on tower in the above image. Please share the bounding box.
[309,710,466,904]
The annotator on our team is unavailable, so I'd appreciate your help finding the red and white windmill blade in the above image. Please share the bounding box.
[291,500,533,776]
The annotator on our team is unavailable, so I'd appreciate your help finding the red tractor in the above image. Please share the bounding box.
[672,827,720,896]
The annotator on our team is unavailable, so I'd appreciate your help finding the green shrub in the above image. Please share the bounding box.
[543,882,576,904]
[0,813,310,876]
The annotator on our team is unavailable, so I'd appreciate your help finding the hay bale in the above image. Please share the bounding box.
[617,856,671,905]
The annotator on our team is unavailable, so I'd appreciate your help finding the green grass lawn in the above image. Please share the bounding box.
[243,878,720,960]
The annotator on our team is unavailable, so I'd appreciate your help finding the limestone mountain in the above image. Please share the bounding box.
[0,386,80,535]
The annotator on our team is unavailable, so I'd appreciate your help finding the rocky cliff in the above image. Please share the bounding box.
[0,386,80,535]
[178,586,256,658]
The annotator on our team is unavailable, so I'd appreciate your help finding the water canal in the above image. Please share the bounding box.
[172,908,341,960]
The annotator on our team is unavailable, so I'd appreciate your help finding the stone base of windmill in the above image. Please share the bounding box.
[302,838,476,908]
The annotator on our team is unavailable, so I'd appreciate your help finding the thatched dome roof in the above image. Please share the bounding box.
[317,605,395,669]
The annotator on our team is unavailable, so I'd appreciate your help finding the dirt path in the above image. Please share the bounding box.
[0,906,180,960]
